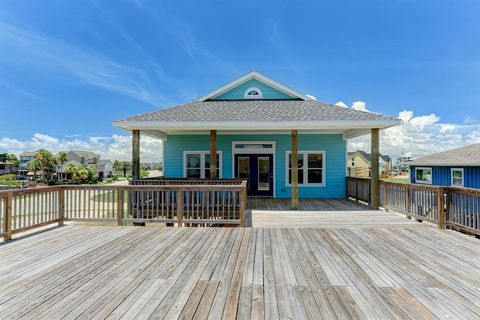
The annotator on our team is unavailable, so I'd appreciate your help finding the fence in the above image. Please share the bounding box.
[0,179,247,241]
[347,177,479,237]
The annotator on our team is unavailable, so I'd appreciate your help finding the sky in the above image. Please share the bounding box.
[1,0,480,161]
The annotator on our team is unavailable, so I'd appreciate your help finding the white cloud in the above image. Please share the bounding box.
[349,109,480,160]
[464,116,476,124]
[0,133,162,162]
[352,101,369,112]
[335,101,348,108]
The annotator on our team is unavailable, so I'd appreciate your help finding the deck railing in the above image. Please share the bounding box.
[347,177,480,236]
[0,180,247,241]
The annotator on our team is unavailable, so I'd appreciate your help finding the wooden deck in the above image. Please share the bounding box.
[1,220,480,319]
[248,198,426,228]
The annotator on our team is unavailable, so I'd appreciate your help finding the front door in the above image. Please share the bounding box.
[235,154,273,197]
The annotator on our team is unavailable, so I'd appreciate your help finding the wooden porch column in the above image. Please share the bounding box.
[370,128,380,209]
[132,130,140,180]
[291,129,299,210]
[210,130,217,179]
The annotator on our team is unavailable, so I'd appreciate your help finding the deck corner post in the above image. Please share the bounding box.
[58,187,65,226]
[4,192,13,241]
[291,129,299,210]
[383,182,389,211]
[132,130,140,180]
[370,128,380,209]
[437,188,445,229]
[177,188,184,227]
[117,187,124,226]
[239,184,247,227]
[210,130,217,179]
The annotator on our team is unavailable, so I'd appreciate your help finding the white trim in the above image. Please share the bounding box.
[451,168,464,187]
[113,119,401,132]
[243,87,263,99]
[183,151,223,178]
[415,167,432,185]
[232,141,275,154]
[231,141,276,197]
[195,71,312,101]
[285,150,326,187]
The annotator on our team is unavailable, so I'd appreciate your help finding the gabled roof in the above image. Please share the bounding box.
[115,100,398,128]
[409,143,480,166]
[348,150,390,163]
[20,151,36,157]
[69,150,99,158]
[196,71,312,101]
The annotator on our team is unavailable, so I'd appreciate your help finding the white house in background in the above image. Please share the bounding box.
[56,151,112,180]
[97,160,113,179]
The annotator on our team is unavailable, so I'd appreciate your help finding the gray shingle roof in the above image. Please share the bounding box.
[116,100,396,123]
[348,150,390,163]
[409,143,480,166]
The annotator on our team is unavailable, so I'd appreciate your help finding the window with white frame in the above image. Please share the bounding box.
[451,168,464,187]
[243,87,263,99]
[286,151,325,186]
[184,151,222,178]
[415,167,432,184]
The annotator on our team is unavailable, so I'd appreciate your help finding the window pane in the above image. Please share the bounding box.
[416,169,432,183]
[204,168,220,179]
[452,170,463,178]
[452,177,463,186]
[204,153,220,168]
[308,169,322,184]
[288,169,304,184]
[289,154,304,168]
[308,153,323,168]
[187,168,201,178]
[186,154,201,169]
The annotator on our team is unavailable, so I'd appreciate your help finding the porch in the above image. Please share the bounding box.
[1,221,479,319]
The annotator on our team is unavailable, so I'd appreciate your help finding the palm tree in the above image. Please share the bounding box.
[56,151,68,180]
[35,149,57,179]
[113,160,122,176]
[121,161,131,177]
[28,159,42,178]
[64,163,78,180]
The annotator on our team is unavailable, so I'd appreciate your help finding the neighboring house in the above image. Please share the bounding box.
[97,160,113,179]
[56,151,100,180]
[347,150,392,178]
[0,161,18,175]
[409,143,480,188]
[19,151,36,176]
[113,71,399,198]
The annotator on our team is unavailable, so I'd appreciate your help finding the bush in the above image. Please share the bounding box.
[0,174,16,180]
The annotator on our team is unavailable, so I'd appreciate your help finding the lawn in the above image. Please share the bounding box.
[381,175,410,184]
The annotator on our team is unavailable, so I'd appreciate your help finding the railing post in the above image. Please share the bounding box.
[177,188,184,227]
[437,188,445,229]
[58,187,65,226]
[405,185,411,219]
[383,182,389,212]
[117,188,124,226]
[4,192,12,241]
[355,179,359,202]
[239,185,247,227]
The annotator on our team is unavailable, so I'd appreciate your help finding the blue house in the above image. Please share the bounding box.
[409,143,480,189]
[114,71,399,202]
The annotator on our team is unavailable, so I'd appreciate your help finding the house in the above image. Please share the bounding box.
[409,143,480,188]
[97,159,113,179]
[347,150,392,177]
[19,151,36,176]
[0,161,18,175]
[113,71,399,207]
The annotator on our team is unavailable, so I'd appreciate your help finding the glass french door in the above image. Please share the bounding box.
[235,154,273,197]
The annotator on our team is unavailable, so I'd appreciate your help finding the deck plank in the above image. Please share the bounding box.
[0,203,480,320]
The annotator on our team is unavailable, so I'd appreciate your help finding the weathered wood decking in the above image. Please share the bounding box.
[1,216,479,319]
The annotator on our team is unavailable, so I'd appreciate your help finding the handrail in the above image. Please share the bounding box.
[347,177,480,236]
[0,180,248,241]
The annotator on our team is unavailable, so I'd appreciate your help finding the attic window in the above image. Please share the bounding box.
[244,87,263,99]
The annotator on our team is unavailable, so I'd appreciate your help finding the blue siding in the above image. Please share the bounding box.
[213,79,294,100]
[410,166,480,189]
[164,134,347,198]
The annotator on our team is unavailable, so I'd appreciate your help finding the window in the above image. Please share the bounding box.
[351,157,355,166]
[184,151,221,178]
[451,168,464,187]
[243,87,263,99]
[415,167,432,184]
[286,151,325,186]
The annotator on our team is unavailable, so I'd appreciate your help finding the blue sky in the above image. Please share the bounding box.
[1,0,480,160]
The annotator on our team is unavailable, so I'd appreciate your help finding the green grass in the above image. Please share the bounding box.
[381,176,410,184]
[90,191,128,203]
